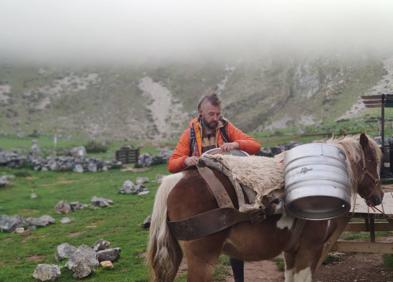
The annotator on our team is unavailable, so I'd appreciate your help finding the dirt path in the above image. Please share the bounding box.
[223,253,393,282]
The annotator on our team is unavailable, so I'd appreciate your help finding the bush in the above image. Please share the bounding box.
[85,140,108,153]
[14,170,32,177]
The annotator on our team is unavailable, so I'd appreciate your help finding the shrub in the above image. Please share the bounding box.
[85,140,108,153]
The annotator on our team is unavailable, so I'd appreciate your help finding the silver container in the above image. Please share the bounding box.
[284,143,351,220]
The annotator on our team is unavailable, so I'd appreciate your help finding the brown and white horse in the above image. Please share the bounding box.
[147,134,383,282]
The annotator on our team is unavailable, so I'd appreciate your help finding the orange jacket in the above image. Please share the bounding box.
[167,118,261,173]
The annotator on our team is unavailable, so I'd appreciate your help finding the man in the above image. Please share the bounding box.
[167,91,261,282]
[168,92,260,173]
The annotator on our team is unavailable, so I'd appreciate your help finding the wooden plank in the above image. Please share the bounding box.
[365,104,382,108]
[362,94,393,99]
[332,241,393,254]
[345,222,393,232]
[352,190,393,215]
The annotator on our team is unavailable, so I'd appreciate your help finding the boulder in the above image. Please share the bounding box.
[96,247,121,262]
[0,215,24,232]
[91,196,113,207]
[56,243,77,261]
[66,245,99,279]
[26,215,55,227]
[93,239,111,252]
[32,264,61,281]
[55,200,71,214]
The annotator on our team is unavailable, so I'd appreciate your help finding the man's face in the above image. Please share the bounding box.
[199,101,221,130]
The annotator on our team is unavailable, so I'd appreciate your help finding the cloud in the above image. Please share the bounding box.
[1,0,392,64]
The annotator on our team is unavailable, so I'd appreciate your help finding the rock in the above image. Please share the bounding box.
[96,247,121,262]
[142,215,151,229]
[70,146,86,158]
[0,176,9,187]
[69,201,87,211]
[31,192,38,199]
[93,239,111,252]
[91,196,113,207]
[155,174,165,184]
[136,176,149,185]
[87,162,97,172]
[15,227,25,234]
[0,215,24,232]
[73,164,84,173]
[66,245,99,278]
[60,217,72,224]
[100,260,113,269]
[118,180,136,194]
[26,215,55,227]
[56,243,77,261]
[137,190,150,196]
[32,264,61,281]
[55,200,71,214]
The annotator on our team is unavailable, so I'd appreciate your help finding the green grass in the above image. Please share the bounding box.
[0,165,167,281]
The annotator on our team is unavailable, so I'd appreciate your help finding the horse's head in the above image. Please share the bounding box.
[357,133,383,206]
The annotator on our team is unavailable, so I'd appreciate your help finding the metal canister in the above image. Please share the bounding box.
[284,143,351,220]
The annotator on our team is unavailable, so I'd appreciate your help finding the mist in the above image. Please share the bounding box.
[1,0,393,65]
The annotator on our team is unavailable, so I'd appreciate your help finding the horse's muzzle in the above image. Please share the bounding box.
[366,193,384,207]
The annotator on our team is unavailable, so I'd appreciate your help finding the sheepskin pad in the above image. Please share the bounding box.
[200,153,285,211]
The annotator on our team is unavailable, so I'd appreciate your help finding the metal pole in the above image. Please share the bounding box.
[381,94,385,153]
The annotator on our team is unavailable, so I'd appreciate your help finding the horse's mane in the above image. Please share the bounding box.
[326,134,382,198]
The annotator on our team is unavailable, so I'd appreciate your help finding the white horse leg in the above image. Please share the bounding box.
[294,267,312,282]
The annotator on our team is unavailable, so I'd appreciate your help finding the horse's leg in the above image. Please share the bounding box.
[284,221,330,282]
[182,232,228,282]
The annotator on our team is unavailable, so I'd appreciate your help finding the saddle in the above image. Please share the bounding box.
[168,154,286,241]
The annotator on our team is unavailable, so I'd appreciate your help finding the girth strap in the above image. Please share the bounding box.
[197,165,234,208]
[168,207,265,241]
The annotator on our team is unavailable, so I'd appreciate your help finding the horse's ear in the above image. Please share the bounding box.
[360,133,369,149]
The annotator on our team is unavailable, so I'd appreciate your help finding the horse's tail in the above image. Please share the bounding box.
[147,173,184,282]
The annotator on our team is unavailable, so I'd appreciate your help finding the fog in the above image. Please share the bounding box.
[1,0,393,64]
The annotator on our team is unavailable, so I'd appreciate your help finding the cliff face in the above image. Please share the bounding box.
[0,55,388,140]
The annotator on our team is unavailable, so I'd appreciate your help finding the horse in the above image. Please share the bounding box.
[147,133,383,282]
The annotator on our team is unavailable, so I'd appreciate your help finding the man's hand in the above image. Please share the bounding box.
[184,156,199,167]
[220,142,239,152]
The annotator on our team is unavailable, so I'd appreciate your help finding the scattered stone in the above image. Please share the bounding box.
[56,243,77,261]
[96,247,121,262]
[0,215,24,232]
[91,196,113,207]
[69,201,87,211]
[60,217,72,224]
[55,200,71,214]
[136,176,149,185]
[93,239,111,252]
[142,215,151,229]
[118,180,136,194]
[137,190,150,196]
[32,264,61,281]
[15,227,25,234]
[100,260,113,269]
[73,164,84,173]
[26,215,55,227]
[66,245,99,279]
[0,176,9,187]
[70,146,86,158]
[155,174,165,184]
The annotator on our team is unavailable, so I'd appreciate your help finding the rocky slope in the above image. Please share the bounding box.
[0,54,389,140]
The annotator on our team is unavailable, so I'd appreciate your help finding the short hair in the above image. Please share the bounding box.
[197,90,221,111]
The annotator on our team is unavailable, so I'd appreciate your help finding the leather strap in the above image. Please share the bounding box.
[168,207,265,241]
[197,165,234,208]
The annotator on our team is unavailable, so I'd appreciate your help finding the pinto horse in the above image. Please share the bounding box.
[147,134,383,282]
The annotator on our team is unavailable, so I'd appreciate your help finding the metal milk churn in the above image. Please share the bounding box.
[284,143,351,220]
